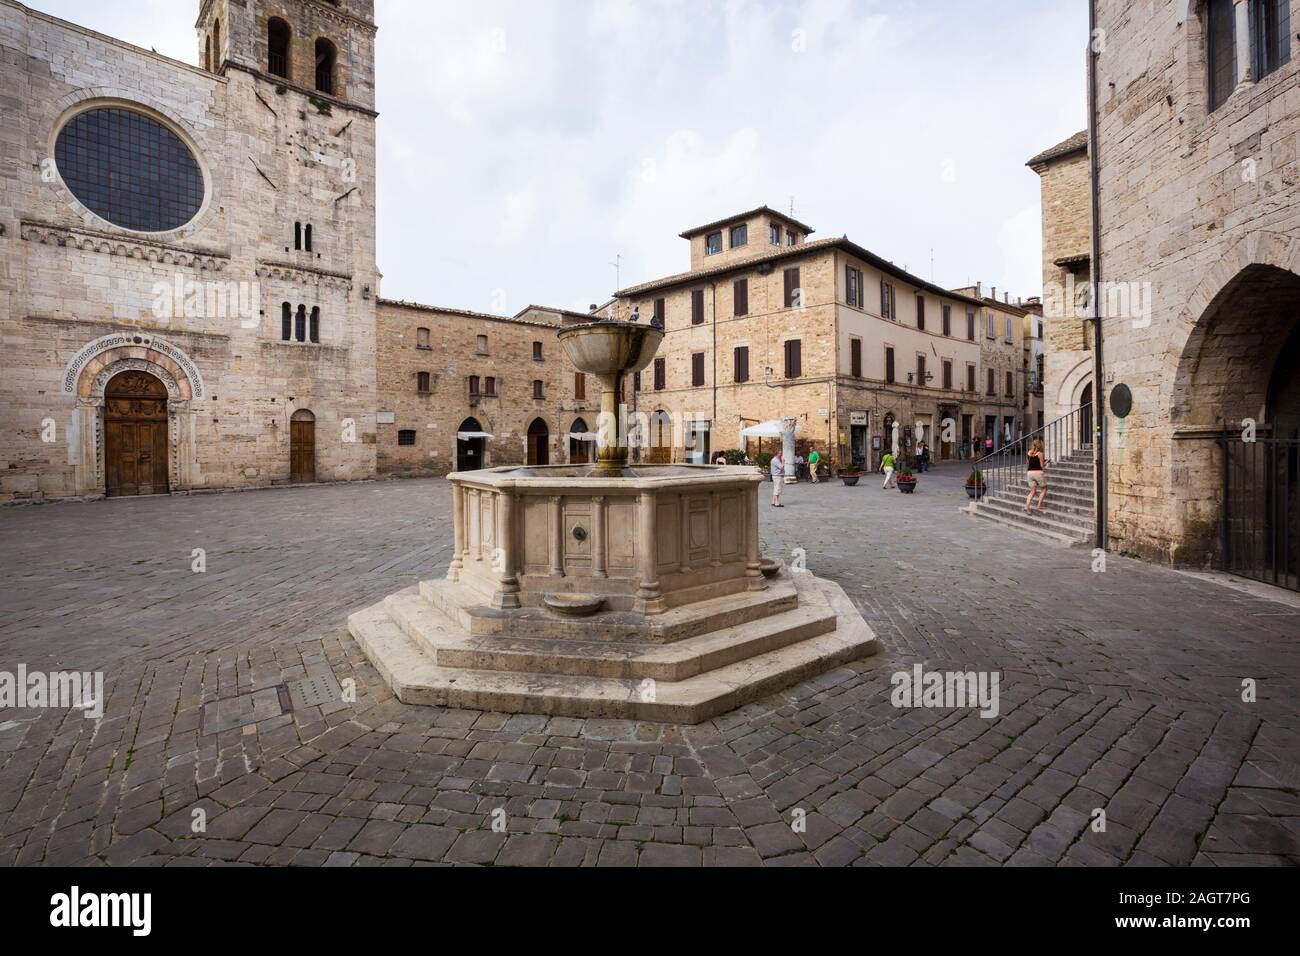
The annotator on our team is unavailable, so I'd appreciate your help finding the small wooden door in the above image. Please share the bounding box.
[291,411,316,483]
[105,372,169,498]
[527,419,550,466]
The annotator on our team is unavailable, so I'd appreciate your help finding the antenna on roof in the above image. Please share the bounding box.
[930,248,935,283]
[789,196,796,218]
[610,253,622,291]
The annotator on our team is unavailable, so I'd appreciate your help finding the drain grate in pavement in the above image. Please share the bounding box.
[284,671,343,711]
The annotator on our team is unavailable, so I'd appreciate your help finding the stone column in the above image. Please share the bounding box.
[494,491,521,609]
[592,495,607,579]
[469,488,482,563]
[710,491,722,567]
[448,482,465,581]
[637,490,666,614]
[745,480,767,592]
[678,493,692,573]
[1234,0,1254,88]
[549,495,565,577]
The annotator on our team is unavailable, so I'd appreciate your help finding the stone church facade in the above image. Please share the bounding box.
[0,0,380,502]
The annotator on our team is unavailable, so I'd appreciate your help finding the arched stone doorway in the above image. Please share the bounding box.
[527,418,549,466]
[1079,382,1094,448]
[569,418,595,465]
[457,417,486,472]
[290,409,316,484]
[649,411,672,464]
[104,370,169,497]
[1172,261,1300,583]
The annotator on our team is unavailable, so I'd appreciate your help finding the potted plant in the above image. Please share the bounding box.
[965,469,987,500]
[838,466,861,487]
[896,466,918,494]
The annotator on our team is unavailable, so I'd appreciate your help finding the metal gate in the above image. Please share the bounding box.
[1220,421,1300,591]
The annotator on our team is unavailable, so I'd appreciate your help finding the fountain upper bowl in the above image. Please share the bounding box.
[557,321,664,376]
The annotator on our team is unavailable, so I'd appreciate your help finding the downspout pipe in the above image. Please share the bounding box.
[1088,0,1108,551]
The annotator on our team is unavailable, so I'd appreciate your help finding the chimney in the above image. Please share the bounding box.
[1004,292,1010,304]
[991,286,997,302]
[975,282,982,297]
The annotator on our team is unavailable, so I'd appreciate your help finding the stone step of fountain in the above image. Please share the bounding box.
[349,572,880,724]
[420,576,802,644]
[383,583,839,682]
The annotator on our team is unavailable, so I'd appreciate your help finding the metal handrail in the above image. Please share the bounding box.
[968,403,1095,498]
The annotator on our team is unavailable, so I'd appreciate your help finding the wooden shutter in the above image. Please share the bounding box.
[943,361,952,389]
[917,354,926,384]
[784,340,802,378]
[987,369,995,395]
[851,339,862,377]
[734,279,749,317]
[654,358,665,390]
[784,268,801,308]
[967,365,976,391]
[692,352,705,387]
[885,347,895,384]
[916,295,925,331]
[654,298,666,325]
[692,289,705,325]
[734,347,749,383]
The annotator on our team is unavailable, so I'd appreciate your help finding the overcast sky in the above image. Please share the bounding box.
[29,0,1088,315]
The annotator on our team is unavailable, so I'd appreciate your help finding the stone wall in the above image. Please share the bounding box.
[375,301,591,476]
[1094,0,1300,565]
[0,0,379,502]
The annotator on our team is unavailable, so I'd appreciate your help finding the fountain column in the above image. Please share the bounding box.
[448,483,465,581]
[493,491,521,609]
[637,490,666,614]
[745,482,767,592]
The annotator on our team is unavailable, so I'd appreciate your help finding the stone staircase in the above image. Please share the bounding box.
[963,446,1096,546]
[349,567,879,724]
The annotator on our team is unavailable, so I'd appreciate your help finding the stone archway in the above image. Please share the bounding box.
[526,418,550,467]
[1162,236,1300,566]
[64,333,205,497]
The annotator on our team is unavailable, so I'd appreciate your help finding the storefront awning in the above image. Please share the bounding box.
[457,432,494,441]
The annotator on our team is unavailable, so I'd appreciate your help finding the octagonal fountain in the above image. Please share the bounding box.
[350,319,878,723]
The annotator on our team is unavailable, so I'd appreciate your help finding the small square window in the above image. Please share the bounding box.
[705,232,723,255]
[476,334,489,355]
[398,430,416,447]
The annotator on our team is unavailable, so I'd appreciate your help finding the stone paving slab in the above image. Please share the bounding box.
[0,466,1297,866]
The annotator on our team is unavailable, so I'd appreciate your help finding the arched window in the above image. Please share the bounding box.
[281,303,292,341]
[268,18,291,79]
[315,38,337,95]
[304,223,313,252]
[204,35,211,72]
[212,20,221,69]
[309,307,320,343]
[295,305,307,343]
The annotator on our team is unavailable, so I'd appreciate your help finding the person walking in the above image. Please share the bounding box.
[1025,438,1049,515]
[770,452,785,507]
[809,449,821,483]
[881,450,897,490]
[916,441,930,473]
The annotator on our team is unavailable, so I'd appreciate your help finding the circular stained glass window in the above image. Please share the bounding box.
[55,107,205,233]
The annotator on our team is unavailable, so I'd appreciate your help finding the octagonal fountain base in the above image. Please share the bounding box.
[349,464,879,723]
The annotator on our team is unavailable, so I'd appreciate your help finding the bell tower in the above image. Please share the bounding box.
[196,0,376,111]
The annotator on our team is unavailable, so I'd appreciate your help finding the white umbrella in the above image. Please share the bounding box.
[740,420,797,438]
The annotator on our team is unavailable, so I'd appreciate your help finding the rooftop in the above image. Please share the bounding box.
[1026,130,1089,167]
[616,235,988,309]
[678,205,816,240]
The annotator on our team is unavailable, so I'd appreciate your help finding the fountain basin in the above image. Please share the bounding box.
[448,464,766,615]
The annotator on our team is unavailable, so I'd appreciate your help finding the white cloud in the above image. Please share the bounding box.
[26,0,1088,307]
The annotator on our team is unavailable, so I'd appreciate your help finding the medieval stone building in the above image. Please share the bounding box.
[0,0,380,501]
[1038,0,1299,584]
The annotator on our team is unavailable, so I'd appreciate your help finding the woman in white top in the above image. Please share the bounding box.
[770,454,785,507]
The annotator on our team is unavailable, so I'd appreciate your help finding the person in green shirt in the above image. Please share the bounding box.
[809,450,821,483]
[881,452,897,489]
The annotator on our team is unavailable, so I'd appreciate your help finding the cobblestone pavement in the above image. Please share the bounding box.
[1,464,1297,867]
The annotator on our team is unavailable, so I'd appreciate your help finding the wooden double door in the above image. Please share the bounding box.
[105,372,169,498]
